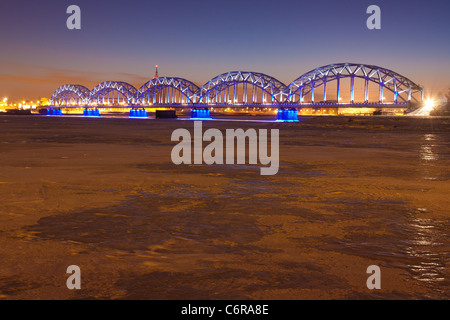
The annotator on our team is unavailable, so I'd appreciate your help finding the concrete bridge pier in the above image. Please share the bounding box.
[129,108,148,118]
[277,108,299,122]
[47,108,63,116]
[83,108,100,117]
[191,108,212,120]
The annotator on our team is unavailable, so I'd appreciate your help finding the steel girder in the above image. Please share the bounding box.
[135,77,200,104]
[89,81,138,105]
[50,84,91,105]
[284,63,423,103]
[197,71,288,104]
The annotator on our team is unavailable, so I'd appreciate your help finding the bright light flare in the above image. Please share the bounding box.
[423,99,436,112]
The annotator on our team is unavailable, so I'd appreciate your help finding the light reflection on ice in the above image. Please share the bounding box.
[405,214,448,286]
[419,134,437,161]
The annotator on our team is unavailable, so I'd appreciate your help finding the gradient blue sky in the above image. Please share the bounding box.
[0,0,449,101]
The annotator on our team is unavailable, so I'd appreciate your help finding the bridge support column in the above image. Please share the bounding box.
[276,108,299,122]
[364,78,369,102]
[323,78,327,102]
[191,108,212,120]
[379,84,384,103]
[350,75,355,103]
[243,82,247,104]
[336,76,341,103]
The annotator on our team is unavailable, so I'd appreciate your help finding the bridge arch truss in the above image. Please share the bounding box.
[284,63,423,104]
[198,71,287,105]
[50,84,91,106]
[89,81,138,106]
[135,77,200,105]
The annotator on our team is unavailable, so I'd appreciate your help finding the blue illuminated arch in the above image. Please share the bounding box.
[135,77,200,105]
[284,63,423,103]
[198,71,287,104]
[89,81,137,105]
[50,84,90,106]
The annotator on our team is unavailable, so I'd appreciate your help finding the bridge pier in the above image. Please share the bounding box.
[83,108,100,117]
[191,108,212,120]
[276,108,299,122]
[47,108,63,116]
[129,108,148,118]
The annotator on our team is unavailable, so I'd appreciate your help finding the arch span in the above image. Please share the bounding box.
[135,77,200,105]
[50,84,90,106]
[89,81,137,106]
[284,63,423,104]
[198,71,287,104]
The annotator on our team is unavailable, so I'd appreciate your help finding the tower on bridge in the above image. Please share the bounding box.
[153,65,159,79]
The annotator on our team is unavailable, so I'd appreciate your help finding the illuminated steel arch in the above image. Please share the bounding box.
[50,84,90,106]
[284,63,423,104]
[135,77,200,105]
[89,81,137,106]
[198,71,287,104]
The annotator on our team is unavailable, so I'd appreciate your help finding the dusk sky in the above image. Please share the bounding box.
[0,0,449,101]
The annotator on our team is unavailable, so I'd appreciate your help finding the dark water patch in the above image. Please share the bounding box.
[26,189,276,254]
